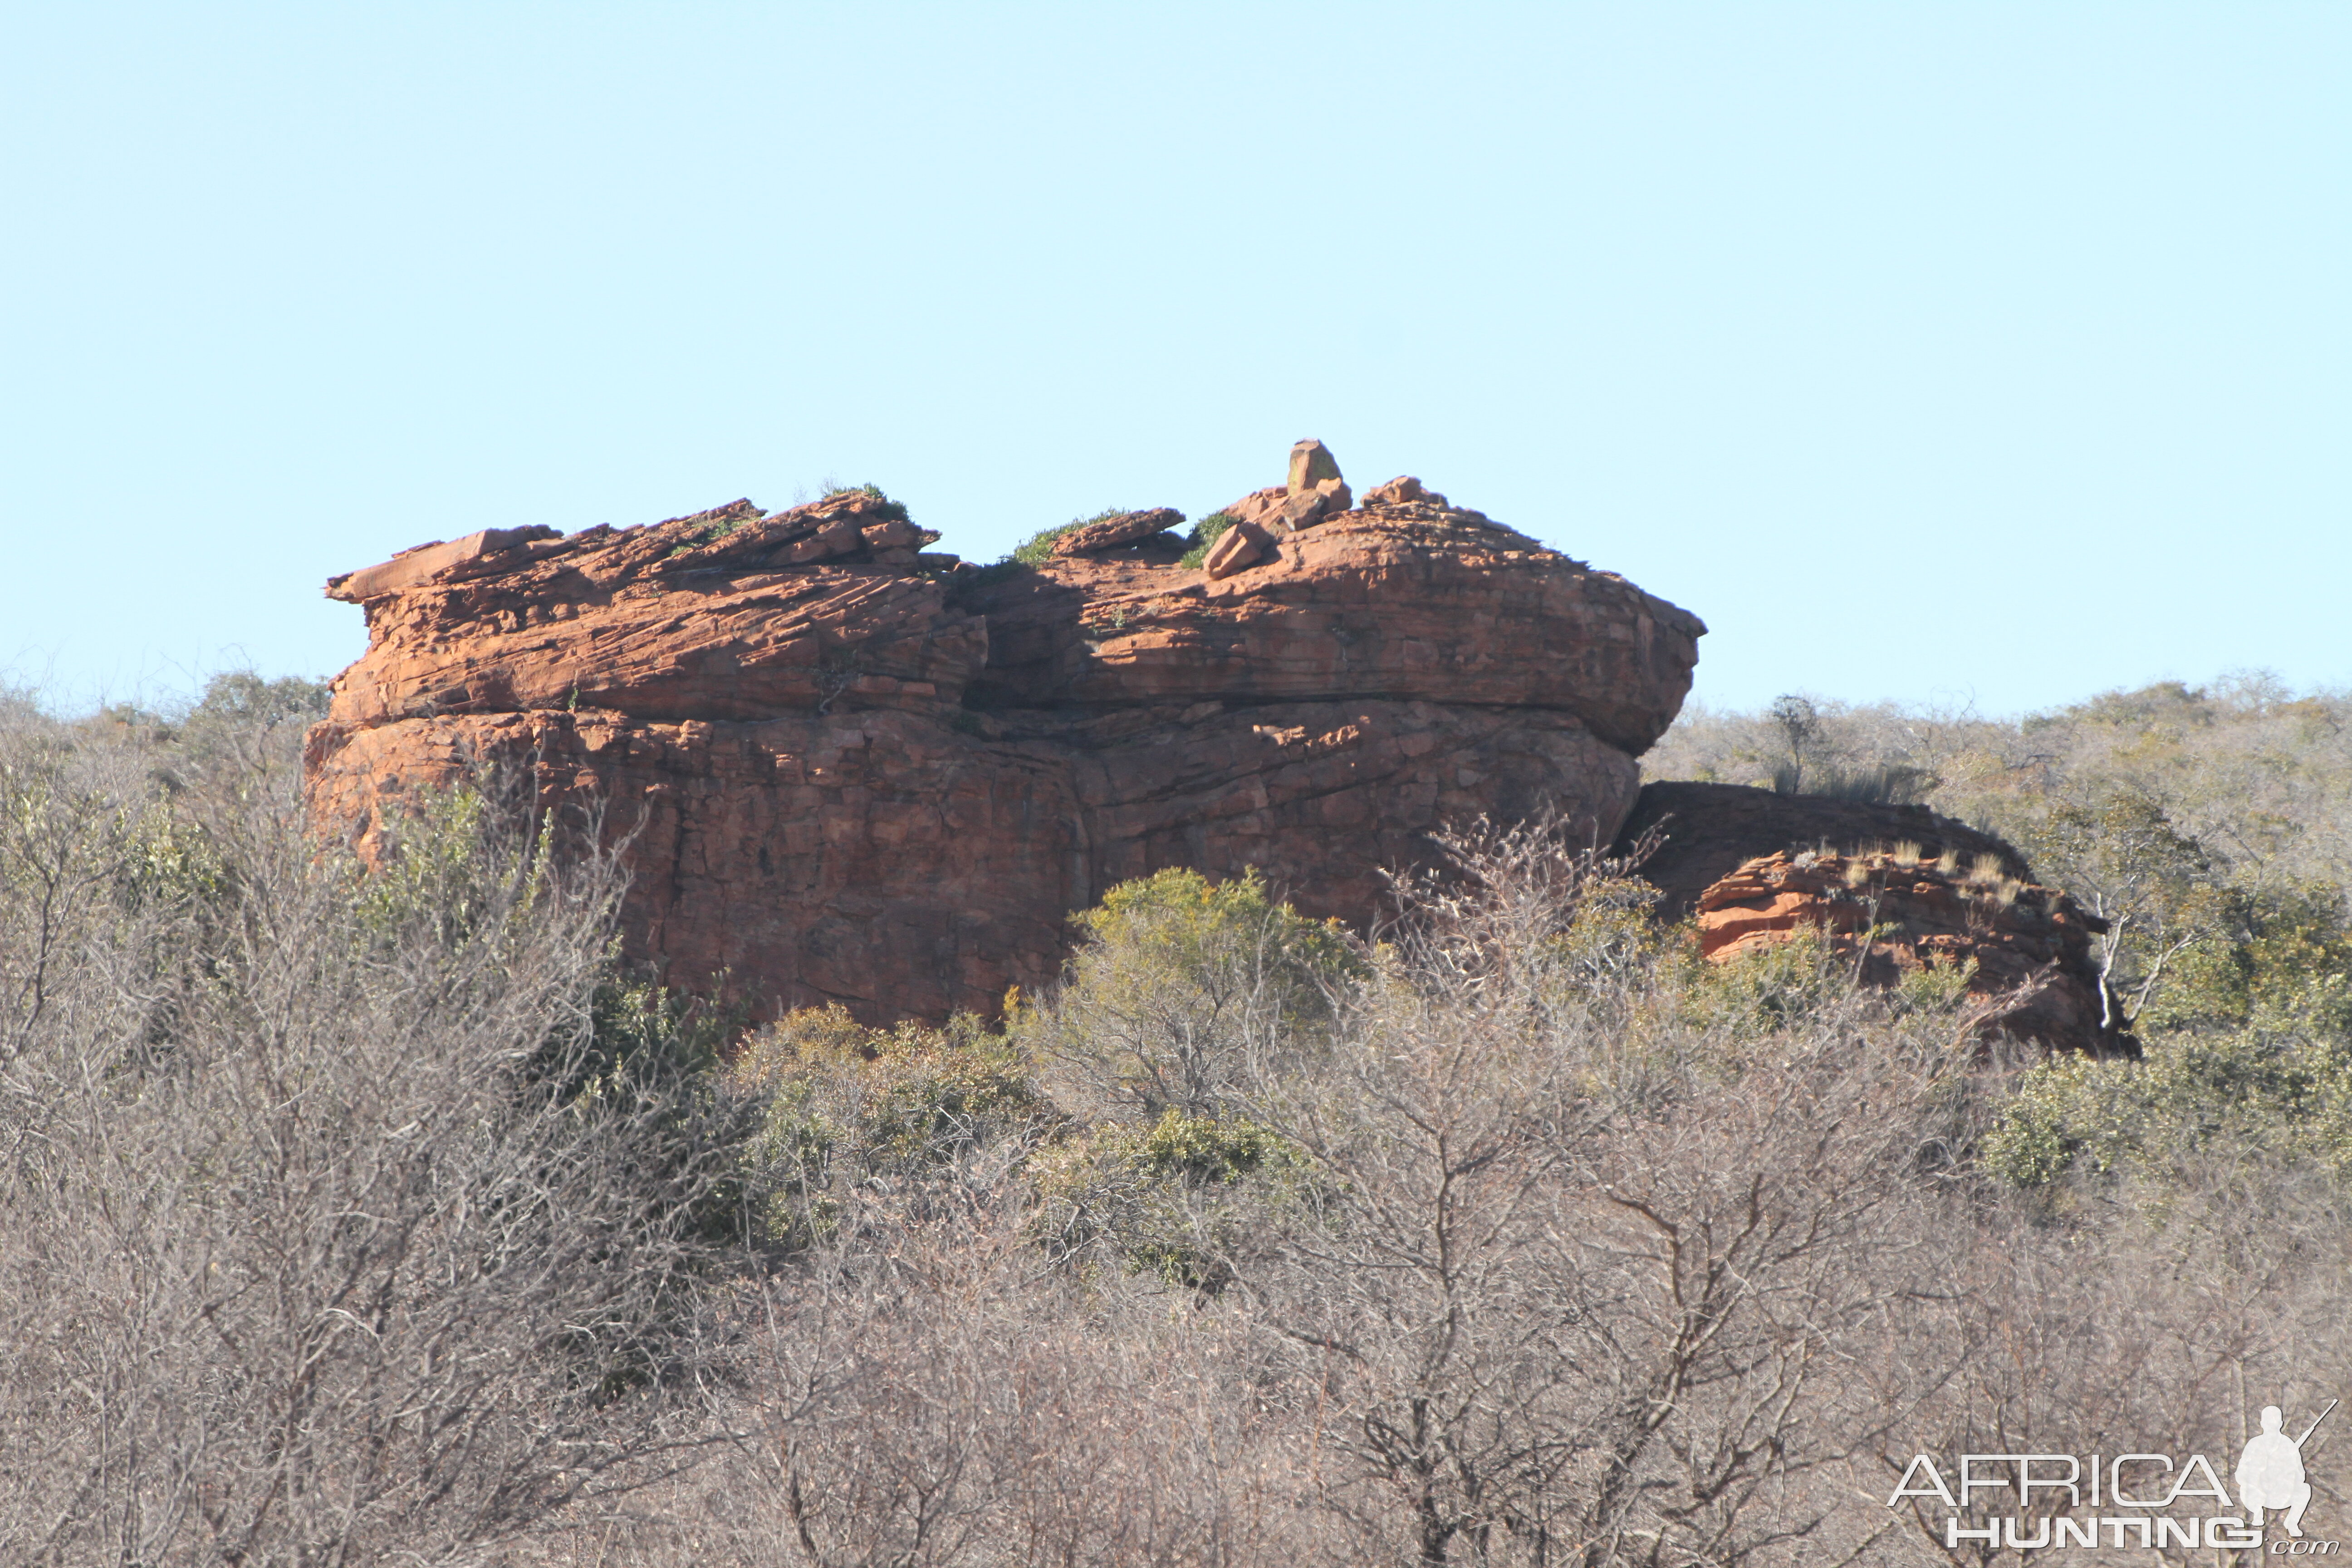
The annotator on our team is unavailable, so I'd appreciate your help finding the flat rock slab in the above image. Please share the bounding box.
[1050,507,1186,557]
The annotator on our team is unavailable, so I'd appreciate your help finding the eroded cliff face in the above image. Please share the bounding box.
[307,472,1705,1022]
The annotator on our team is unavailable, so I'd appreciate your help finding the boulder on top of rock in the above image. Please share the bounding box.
[1364,475,1448,508]
[1202,516,1273,578]
[1219,441,1352,533]
[1274,485,1344,535]
[1288,439,1343,496]
[1218,486,1288,531]
[1692,847,2133,1058]
[1051,507,1186,558]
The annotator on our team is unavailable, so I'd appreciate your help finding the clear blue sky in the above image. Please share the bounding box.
[5,4,2345,719]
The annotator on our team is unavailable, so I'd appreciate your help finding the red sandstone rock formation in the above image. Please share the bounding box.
[307,457,1704,1022]
[1692,848,2133,1057]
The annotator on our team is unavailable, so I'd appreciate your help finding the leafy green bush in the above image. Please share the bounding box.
[2134,878,2352,1040]
[730,1004,1052,1246]
[1029,1107,1307,1286]
[1983,1029,2352,1191]
[1018,866,1363,1122]
[1670,923,1857,1036]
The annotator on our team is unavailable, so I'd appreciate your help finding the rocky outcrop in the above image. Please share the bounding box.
[1215,439,1359,540]
[1614,780,2033,918]
[1691,848,2133,1058]
[308,449,1704,1022]
[1363,475,1446,509]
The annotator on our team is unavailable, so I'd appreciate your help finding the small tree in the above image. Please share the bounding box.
[1769,693,1822,794]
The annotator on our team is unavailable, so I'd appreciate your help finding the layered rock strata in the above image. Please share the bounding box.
[308,461,1704,1022]
[1692,848,2133,1058]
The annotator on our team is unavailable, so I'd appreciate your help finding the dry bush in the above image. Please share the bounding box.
[14,680,2352,1568]
[0,695,741,1566]
[650,814,2352,1567]
[1862,1154,2352,1563]
[708,1219,1321,1567]
[609,823,1975,1567]
[1214,820,1974,1566]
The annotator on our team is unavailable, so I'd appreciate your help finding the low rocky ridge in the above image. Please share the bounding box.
[1693,847,2136,1058]
[309,448,1705,1022]
[1613,780,2034,918]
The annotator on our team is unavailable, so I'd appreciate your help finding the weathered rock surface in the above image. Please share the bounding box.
[309,455,1705,1022]
[328,525,565,601]
[1614,780,2032,918]
[1691,848,2133,1058]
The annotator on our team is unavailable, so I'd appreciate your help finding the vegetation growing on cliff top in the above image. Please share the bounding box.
[1009,505,1128,564]
[5,672,2350,1564]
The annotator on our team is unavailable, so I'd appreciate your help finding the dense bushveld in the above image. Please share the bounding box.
[3,673,2348,1566]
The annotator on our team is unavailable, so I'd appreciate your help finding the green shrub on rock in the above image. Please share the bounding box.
[1010,505,1128,564]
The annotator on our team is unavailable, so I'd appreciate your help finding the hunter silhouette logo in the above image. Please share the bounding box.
[2241,1401,2336,1538]
[1886,1397,2338,1552]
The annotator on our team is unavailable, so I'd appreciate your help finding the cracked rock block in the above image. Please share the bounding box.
[1202,517,1273,578]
